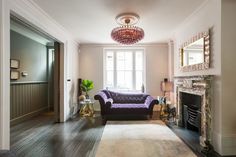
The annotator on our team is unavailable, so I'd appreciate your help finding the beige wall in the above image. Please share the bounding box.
[173,0,222,124]
[174,0,221,76]
[174,0,236,155]
[221,0,236,154]
[173,0,223,154]
[79,44,169,110]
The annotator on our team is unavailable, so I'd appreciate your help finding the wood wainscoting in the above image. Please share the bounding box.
[10,81,49,125]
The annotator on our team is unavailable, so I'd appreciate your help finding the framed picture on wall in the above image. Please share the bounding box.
[10,70,20,80]
[10,59,20,69]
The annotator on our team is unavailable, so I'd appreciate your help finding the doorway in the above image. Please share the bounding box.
[9,15,62,126]
[0,2,70,149]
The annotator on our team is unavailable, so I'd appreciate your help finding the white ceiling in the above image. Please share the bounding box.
[32,0,206,44]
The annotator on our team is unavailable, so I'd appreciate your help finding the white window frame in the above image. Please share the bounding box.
[103,47,146,92]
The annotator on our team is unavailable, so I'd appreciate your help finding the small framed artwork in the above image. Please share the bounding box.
[10,59,20,69]
[10,70,20,80]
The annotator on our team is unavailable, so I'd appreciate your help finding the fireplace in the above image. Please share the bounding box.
[175,75,213,149]
[181,92,201,133]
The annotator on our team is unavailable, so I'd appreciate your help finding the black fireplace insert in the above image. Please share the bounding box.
[181,92,201,134]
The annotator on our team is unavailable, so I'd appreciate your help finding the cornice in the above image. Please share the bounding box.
[25,0,69,34]
[173,0,209,34]
[9,0,79,45]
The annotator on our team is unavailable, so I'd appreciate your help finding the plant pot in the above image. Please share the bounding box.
[85,93,89,99]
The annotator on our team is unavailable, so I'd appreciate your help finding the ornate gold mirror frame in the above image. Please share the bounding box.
[180,31,210,72]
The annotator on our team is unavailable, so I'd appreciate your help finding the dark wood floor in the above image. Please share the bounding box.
[10,113,105,157]
[9,111,161,157]
[0,111,233,157]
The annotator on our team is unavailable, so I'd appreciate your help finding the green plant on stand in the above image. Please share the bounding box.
[81,79,94,99]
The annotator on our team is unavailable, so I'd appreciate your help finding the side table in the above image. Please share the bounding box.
[79,99,94,117]
[160,103,168,120]
[160,103,176,122]
[167,104,176,122]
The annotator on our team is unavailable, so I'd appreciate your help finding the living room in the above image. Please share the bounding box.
[0,0,236,157]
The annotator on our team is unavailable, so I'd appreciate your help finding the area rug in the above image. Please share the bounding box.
[96,120,197,157]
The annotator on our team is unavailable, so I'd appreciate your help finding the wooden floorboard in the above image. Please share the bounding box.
[9,110,161,157]
[10,113,104,157]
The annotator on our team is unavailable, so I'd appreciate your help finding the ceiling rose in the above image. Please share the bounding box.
[111,13,144,45]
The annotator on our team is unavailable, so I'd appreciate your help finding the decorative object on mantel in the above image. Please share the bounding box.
[111,13,144,45]
[179,31,210,72]
[174,75,213,154]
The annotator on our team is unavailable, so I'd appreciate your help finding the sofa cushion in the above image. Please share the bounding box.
[108,91,148,103]
[111,103,148,109]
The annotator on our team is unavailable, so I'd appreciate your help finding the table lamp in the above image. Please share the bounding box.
[161,78,173,98]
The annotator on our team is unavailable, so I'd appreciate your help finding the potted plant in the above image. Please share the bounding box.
[81,79,94,99]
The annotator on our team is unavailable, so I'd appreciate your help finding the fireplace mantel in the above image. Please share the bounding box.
[174,75,213,148]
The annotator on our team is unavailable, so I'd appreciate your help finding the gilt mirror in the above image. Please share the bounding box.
[180,31,210,72]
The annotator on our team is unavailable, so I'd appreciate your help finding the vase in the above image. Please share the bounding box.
[85,93,89,99]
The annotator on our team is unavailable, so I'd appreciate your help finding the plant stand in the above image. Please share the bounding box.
[79,99,94,117]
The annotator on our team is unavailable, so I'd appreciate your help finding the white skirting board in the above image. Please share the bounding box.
[213,131,236,156]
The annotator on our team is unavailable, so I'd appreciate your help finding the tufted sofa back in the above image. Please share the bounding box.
[102,90,149,104]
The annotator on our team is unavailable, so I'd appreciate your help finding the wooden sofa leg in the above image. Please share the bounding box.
[149,114,153,119]
[102,116,106,125]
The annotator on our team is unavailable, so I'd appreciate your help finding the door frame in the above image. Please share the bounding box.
[0,0,70,149]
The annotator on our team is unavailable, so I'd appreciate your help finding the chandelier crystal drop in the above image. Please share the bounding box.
[111,13,144,45]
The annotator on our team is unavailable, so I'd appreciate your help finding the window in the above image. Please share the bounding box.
[104,48,145,92]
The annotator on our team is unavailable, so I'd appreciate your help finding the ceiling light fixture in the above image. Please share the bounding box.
[111,13,144,45]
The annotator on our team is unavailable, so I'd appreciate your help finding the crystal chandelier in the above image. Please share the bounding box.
[111,13,144,45]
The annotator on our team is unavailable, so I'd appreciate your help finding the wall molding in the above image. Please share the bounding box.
[221,133,236,156]
[11,81,48,85]
[0,0,10,149]
[10,83,48,122]
[213,130,236,156]
[9,0,72,43]
[213,131,222,155]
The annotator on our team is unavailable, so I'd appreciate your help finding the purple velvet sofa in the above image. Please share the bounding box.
[94,90,159,121]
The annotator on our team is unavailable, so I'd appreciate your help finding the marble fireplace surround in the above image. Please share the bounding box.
[175,75,213,148]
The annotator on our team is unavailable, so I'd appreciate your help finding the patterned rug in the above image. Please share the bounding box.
[96,120,197,157]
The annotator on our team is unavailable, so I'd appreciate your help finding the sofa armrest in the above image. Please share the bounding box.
[144,96,159,109]
[94,93,113,106]
[106,98,113,105]
[94,92,112,115]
